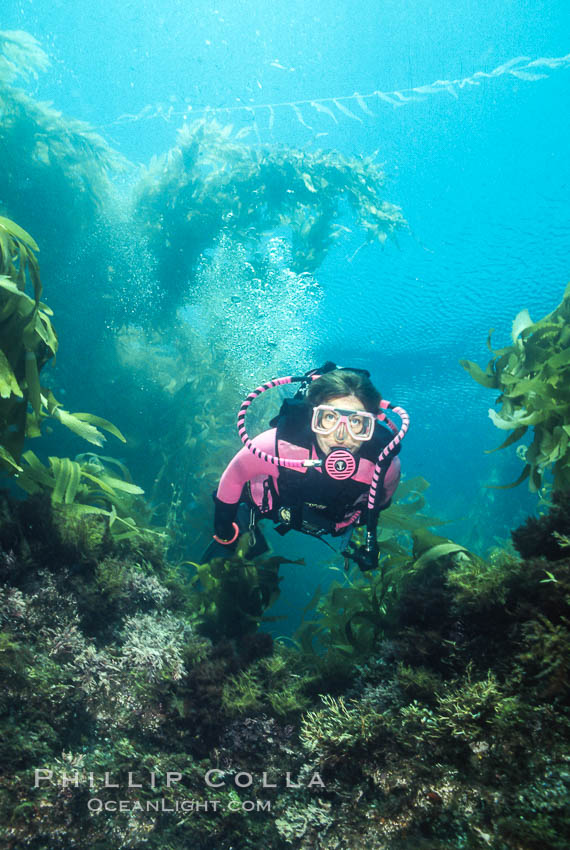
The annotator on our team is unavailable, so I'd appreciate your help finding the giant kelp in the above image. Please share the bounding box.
[461,284,570,492]
[4,26,569,850]
[2,31,407,560]
[293,476,447,664]
[187,548,284,642]
[0,29,49,83]
[15,450,157,544]
[0,30,131,420]
[0,217,158,548]
[0,216,124,474]
[111,320,242,557]
[134,118,406,320]
[0,30,127,246]
[0,216,53,472]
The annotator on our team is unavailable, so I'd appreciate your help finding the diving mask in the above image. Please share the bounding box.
[311,405,375,441]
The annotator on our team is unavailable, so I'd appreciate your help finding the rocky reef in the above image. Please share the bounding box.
[0,488,568,849]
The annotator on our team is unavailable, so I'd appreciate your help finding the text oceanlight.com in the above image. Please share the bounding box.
[87,798,271,813]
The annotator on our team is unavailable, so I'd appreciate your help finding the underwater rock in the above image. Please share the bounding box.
[512,491,570,561]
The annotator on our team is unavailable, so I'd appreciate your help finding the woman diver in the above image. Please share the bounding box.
[204,363,408,571]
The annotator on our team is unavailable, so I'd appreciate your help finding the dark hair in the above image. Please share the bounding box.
[306,370,381,414]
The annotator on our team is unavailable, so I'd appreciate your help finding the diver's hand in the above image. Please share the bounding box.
[213,521,240,548]
[355,543,379,572]
[345,538,379,572]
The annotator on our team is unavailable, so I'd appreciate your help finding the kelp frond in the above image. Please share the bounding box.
[134,118,406,313]
[1,33,128,236]
[0,29,49,84]
[0,217,56,471]
[0,218,132,491]
[294,476,445,663]
[461,284,570,492]
[16,450,158,542]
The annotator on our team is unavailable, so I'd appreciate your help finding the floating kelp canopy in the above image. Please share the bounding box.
[1,28,407,344]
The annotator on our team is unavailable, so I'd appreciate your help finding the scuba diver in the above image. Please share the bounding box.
[203,363,409,572]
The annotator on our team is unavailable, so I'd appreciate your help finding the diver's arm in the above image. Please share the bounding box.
[213,497,241,541]
[213,429,278,539]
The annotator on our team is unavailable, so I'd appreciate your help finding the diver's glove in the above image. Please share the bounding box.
[213,495,240,545]
[213,521,240,548]
[344,531,379,572]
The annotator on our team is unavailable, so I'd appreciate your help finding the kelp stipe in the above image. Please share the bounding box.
[108,54,570,134]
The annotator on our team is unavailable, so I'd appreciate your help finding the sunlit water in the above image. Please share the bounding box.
[2,0,569,625]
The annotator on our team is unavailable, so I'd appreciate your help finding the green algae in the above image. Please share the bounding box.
[461,284,570,492]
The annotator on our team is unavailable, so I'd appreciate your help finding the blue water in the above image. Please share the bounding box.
[3,0,570,628]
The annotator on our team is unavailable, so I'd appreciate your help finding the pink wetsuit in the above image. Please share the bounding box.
[216,428,400,535]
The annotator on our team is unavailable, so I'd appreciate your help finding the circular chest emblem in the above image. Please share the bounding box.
[324,449,356,480]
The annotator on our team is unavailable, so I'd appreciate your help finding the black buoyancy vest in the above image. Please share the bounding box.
[267,399,399,536]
